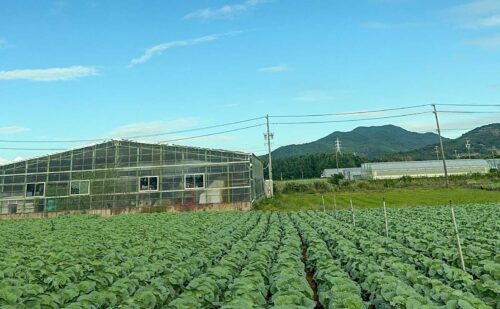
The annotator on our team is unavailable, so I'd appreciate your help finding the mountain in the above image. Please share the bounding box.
[384,123,500,160]
[271,125,445,159]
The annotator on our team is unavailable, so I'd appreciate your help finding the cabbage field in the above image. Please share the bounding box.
[0,204,498,308]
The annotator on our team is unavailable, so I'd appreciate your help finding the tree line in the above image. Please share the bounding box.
[262,153,365,180]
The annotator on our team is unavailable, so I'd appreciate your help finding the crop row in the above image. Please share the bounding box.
[0,204,497,308]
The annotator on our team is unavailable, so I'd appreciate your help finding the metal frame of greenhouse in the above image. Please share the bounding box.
[0,140,265,217]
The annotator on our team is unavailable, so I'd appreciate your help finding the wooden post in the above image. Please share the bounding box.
[322,195,325,212]
[383,198,389,238]
[350,198,355,226]
[333,194,337,218]
[450,201,466,271]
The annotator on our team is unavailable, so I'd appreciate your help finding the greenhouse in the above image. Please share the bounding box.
[0,140,265,216]
[361,159,490,179]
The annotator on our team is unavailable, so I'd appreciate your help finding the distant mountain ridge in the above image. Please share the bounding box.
[271,125,446,159]
[385,123,500,160]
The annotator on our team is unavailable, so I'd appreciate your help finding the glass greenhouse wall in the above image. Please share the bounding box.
[0,140,265,215]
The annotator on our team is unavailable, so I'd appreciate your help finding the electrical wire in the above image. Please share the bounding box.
[436,110,500,114]
[158,123,265,143]
[270,104,430,118]
[435,104,500,107]
[0,124,265,150]
[0,116,266,143]
[272,111,431,125]
[0,147,66,151]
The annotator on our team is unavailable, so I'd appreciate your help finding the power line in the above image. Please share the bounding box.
[0,147,66,151]
[271,111,431,125]
[158,124,265,143]
[435,104,500,107]
[0,124,265,150]
[270,104,430,118]
[0,116,266,143]
[437,110,500,114]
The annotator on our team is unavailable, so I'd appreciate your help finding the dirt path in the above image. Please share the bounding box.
[302,245,323,309]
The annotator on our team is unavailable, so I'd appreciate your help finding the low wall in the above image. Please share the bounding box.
[0,202,251,220]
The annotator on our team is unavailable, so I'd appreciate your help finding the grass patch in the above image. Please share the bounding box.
[253,188,500,211]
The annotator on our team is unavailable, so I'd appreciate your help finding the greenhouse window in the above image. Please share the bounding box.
[139,176,158,192]
[26,183,45,197]
[185,174,204,190]
[70,180,90,195]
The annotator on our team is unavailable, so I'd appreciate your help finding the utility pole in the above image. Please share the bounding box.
[265,115,274,197]
[432,104,449,187]
[435,146,440,161]
[465,139,471,159]
[335,137,341,174]
[454,150,459,159]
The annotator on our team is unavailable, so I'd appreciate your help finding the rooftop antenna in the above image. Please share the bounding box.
[465,139,471,160]
[335,137,341,173]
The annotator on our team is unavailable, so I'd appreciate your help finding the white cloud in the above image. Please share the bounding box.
[0,66,98,81]
[184,0,267,20]
[258,64,289,73]
[294,90,333,102]
[50,0,68,15]
[0,126,30,135]
[364,22,397,29]
[0,38,8,49]
[0,156,24,166]
[363,21,426,29]
[474,15,500,27]
[128,32,241,67]
[110,119,198,138]
[467,35,500,49]
[444,0,500,28]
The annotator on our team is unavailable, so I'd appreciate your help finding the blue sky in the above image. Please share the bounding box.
[1,0,499,164]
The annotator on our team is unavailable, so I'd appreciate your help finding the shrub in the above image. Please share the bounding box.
[313,181,333,192]
[282,182,312,194]
[328,174,344,186]
[399,175,412,183]
[383,179,395,188]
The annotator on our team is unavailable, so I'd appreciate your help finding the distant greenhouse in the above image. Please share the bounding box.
[361,159,490,179]
[321,168,363,180]
[0,140,265,216]
[321,159,493,180]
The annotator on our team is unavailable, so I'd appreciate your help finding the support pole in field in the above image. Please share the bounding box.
[350,198,356,226]
[265,114,274,197]
[432,104,449,187]
[322,195,325,212]
[383,198,389,238]
[450,201,466,271]
[333,194,337,218]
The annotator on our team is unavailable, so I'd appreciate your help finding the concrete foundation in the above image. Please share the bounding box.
[0,202,252,220]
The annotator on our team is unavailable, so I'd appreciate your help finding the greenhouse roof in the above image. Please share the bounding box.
[0,139,255,168]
